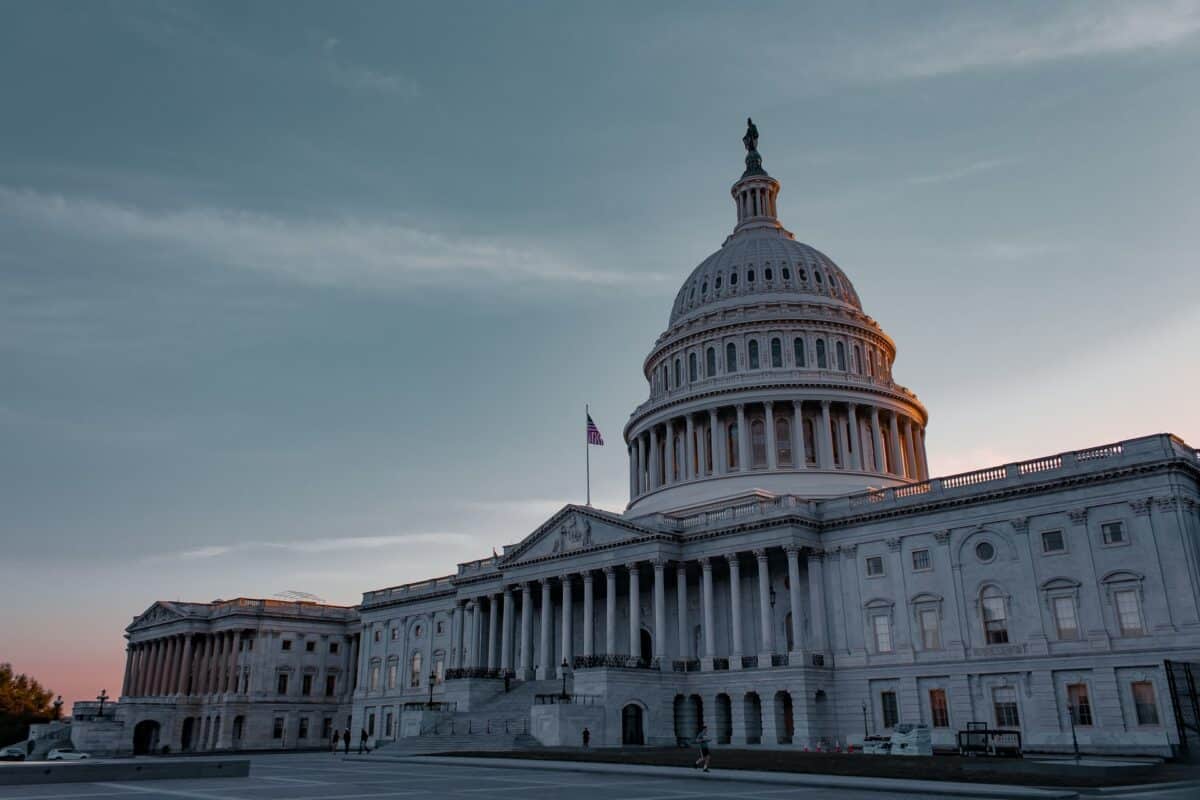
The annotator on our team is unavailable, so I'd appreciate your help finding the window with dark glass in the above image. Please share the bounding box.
[865,556,885,577]
[730,271,738,286]
[306,640,316,652]
[854,344,863,374]
[747,269,755,282]
[325,674,336,697]
[816,339,827,368]
[277,673,288,695]
[1067,684,1093,726]
[302,674,313,696]
[689,353,697,382]
[273,717,284,739]
[751,420,766,467]
[929,689,950,728]
[1132,682,1159,725]
[674,358,682,387]
[748,340,760,369]
[881,691,899,728]
[282,640,293,651]
[794,337,806,367]
[776,418,792,466]
[1102,521,1127,545]
[815,270,824,284]
[322,717,333,739]
[771,338,782,368]
[727,422,739,470]
[982,588,1009,644]
[799,268,808,281]
[706,347,717,376]
[716,276,722,289]
[836,341,846,371]
[765,267,773,281]
[1042,530,1065,553]
[329,641,339,654]
[912,549,931,571]
[701,281,708,295]
[993,687,1020,728]
[726,343,737,372]
[298,716,309,739]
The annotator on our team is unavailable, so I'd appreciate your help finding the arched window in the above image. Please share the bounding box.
[867,349,875,377]
[782,267,791,280]
[854,344,863,375]
[981,587,1009,644]
[836,341,846,371]
[794,337,806,367]
[706,347,717,377]
[802,418,817,465]
[751,419,767,467]
[689,287,695,302]
[727,422,739,470]
[816,339,828,369]
[674,358,682,387]
[689,352,698,382]
[701,281,708,295]
[730,271,738,286]
[748,340,760,370]
[747,269,755,283]
[799,268,808,282]
[715,275,722,290]
[770,338,782,368]
[776,417,792,466]
[815,270,824,285]
[726,342,737,373]
[409,652,422,688]
[764,267,773,281]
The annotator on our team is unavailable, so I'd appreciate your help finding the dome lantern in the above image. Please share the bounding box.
[730,118,790,239]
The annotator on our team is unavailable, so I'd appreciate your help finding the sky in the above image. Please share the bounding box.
[1,1,1198,706]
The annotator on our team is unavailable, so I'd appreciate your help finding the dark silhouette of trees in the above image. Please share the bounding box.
[0,663,56,746]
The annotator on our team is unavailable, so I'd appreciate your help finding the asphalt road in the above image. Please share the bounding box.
[0,752,1195,800]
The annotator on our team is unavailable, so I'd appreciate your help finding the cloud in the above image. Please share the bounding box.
[0,186,664,290]
[322,37,419,98]
[836,1,1200,83]
[159,532,473,562]
[907,158,1019,186]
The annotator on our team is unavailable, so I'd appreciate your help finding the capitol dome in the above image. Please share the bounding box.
[623,120,929,517]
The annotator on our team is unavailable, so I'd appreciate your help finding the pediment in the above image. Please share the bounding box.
[127,601,187,631]
[502,506,656,564]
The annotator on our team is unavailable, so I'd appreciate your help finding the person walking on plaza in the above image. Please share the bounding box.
[343,727,351,755]
[582,727,590,748]
[693,724,711,772]
[331,729,339,754]
[359,727,370,754]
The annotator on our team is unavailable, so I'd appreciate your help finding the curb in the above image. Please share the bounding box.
[355,754,1079,799]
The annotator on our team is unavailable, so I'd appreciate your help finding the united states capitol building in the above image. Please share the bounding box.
[103,124,1200,758]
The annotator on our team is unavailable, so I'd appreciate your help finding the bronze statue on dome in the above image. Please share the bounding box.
[742,117,759,152]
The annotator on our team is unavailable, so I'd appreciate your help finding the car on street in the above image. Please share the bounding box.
[0,745,26,761]
[46,748,90,760]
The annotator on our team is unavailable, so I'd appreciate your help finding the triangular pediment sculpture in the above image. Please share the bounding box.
[502,506,659,565]
[127,601,187,631]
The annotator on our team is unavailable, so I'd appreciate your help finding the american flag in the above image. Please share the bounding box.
[586,414,605,446]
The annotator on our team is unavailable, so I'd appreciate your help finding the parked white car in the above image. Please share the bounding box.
[46,748,90,760]
[0,745,27,761]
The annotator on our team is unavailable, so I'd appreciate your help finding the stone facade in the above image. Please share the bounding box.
[110,127,1200,757]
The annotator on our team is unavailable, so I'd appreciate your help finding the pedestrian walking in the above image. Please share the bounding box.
[582,727,590,748]
[331,729,339,753]
[693,725,711,772]
[343,727,351,754]
[359,727,370,754]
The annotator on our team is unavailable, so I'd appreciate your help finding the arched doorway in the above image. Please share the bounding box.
[640,629,652,662]
[715,694,732,744]
[743,693,763,745]
[775,690,794,744]
[133,720,160,755]
[180,717,195,752]
[621,704,645,745]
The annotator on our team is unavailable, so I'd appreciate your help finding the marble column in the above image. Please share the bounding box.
[560,575,573,668]
[888,412,903,476]
[208,634,223,696]
[793,401,807,467]
[128,645,142,697]
[636,436,646,495]
[604,567,617,654]
[582,572,595,658]
[195,635,210,694]
[629,443,637,498]
[786,547,804,656]
[452,601,465,669]
[903,419,918,480]
[649,427,659,489]
[684,415,696,480]
[177,635,193,695]
[736,403,749,472]
[701,558,715,663]
[808,551,828,653]
[121,646,133,697]
[463,602,476,669]
[487,595,500,671]
[500,587,514,672]
[653,559,666,663]
[848,403,862,470]
[708,409,721,475]
[676,564,689,659]
[664,420,675,485]
[755,549,774,656]
[819,400,835,469]
[764,402,777,469]
[837,413,850,470]
[519,585,533,676]
[228,631,242,694]
[727,554,744,664]
[870,407,886,472]
[628,563,641,658]
[538,582,552,678]
[147,639,163,696]
[163,636,179,697]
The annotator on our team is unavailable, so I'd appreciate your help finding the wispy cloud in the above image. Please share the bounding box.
[156,532,472,562]
[838,1,1200,83]
[907,158,1019,186]
[0,186,663,290]
[322,37,419,97]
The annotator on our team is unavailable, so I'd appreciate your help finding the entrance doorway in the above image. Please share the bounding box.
[621,704,645,745]
[640,629,652,662]
[133,720,161,755]
[180,717,195,752]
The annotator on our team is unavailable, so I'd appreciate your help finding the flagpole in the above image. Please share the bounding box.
[585,404,591,506]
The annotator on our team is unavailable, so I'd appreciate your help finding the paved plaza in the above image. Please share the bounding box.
[1,753,1198,800]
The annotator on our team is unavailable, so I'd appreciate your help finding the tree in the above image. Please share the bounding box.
[0,663,56,746]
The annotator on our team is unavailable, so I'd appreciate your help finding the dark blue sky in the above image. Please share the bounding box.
[2,1,1198,702]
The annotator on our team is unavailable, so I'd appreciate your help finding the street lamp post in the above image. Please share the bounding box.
[427,670,437,708]
[861,701,869,739]
[1068,703,1080,762]
[560,659,569,700]
[96,689,109,719]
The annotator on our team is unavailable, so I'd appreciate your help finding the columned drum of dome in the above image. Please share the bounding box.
[624,124,928,516]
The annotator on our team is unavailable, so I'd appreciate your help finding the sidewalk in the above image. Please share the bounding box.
[350,753,1081,799]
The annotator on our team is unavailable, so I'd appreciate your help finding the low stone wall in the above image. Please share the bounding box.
[0,758,251,786]
[531,703,606,746]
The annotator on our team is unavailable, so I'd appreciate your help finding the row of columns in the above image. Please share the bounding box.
[451,546,826,677]
[122,631,242,699]
[629,400,928,497]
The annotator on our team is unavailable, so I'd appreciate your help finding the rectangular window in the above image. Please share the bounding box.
[373,629,380,643]
[1053,597,1079,640]
[369,664,380,691]
[367,712,376,737]
[881,691,899,729]
[322,717,333,739]
[385,711,394,737]
[1041,530,1065,553]
[387,662,398,690]
[929,689,950,728]
[272,717,284,739]
[1115,590,1144,636]
[982,595,1009,644]
[301,674,313,696]
[325,674,337,697]
[1102,521,1127,545]
[305,640,316,652]
[329,641,339,654]
[1067,683,1093,726]
[281,640,292,651]
[436,620,445,635]
[919,608,941,650]
[391,627,398,641]
[865,556,885,577]
[298,716,310,739]
[872,614,893,653]
[993,687,1020,728]
[1132,682,1159,725]
[276,673,288,695]
[911,549,931,571]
